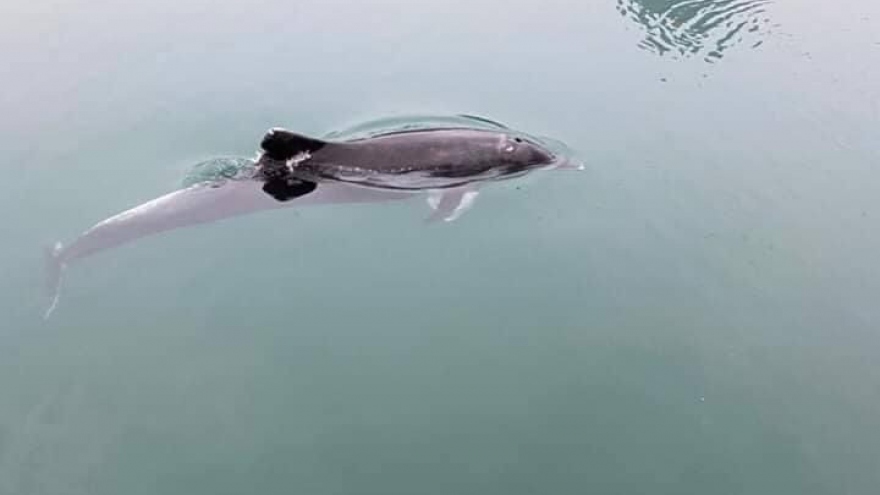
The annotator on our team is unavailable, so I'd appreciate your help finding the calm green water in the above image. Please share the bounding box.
[2,1,879,493]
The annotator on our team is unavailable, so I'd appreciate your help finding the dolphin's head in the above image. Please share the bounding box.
[498,135,556,172]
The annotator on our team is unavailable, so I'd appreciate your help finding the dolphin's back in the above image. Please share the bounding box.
[329,129,505,174]
[291,129,543,190]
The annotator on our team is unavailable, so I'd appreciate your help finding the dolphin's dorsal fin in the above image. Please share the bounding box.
[260,128,327,160]
[425,186,480,223]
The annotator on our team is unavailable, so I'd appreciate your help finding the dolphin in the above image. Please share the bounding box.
[43,124,581,319]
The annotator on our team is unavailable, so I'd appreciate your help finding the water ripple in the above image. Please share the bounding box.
[617,0,773,62]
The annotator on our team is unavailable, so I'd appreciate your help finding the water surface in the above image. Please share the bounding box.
[1,0,879,494]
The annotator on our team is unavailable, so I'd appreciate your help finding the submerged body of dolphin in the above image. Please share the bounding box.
[43,180,413,318]
[44,122,581,318]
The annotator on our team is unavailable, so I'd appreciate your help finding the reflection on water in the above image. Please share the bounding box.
[617,0,773,62]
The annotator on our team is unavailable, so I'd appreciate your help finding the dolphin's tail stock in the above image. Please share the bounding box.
[43,242,66,320]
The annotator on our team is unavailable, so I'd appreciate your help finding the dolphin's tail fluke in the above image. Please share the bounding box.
[43,242,65,320]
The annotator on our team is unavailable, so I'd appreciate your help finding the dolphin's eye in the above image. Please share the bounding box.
[514,137,523,143]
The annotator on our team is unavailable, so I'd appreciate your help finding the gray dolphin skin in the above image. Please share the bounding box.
[255,127,558,200]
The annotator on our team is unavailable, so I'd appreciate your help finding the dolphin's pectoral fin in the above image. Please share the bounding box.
[262,178,318,202]
[425,187,480,223]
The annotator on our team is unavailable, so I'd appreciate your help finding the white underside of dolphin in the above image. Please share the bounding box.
[41,178,493,319]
